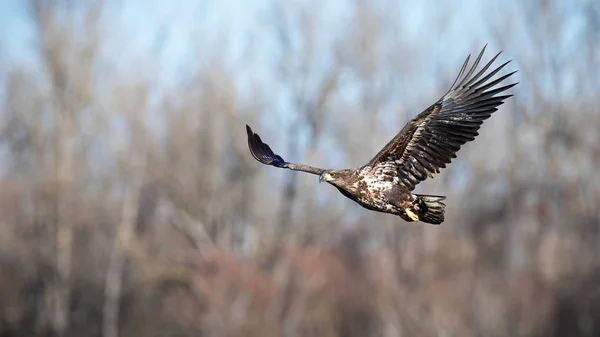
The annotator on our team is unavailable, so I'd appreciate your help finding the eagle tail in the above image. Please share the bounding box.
[414,194,446,225]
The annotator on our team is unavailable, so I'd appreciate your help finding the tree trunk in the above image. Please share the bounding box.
[102,153,146,337]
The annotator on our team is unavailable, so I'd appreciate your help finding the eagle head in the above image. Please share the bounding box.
[319,172,334,183]
[319,170,357,189]
[320,171,344,184]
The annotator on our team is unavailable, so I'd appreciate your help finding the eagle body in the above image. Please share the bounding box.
[322,167,442,223]
[246,46,517,225]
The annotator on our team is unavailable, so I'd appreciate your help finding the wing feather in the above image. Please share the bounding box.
[366,46,518,190]
[246,125,327,175]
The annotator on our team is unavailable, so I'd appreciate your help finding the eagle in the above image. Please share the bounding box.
[246,46,517,225]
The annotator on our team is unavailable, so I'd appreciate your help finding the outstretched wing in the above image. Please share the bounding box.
[246,125,327,175]
[366,45,518,190]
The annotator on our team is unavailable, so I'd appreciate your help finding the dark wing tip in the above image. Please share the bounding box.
[246,124,286,167]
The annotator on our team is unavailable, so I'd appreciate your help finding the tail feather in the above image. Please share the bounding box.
[414,194,446,225]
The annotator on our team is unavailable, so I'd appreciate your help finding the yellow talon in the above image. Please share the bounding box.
[405,208,419,222]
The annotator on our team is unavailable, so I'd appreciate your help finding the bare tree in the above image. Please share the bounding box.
[102,82,149,337]
[28,0,102,335]
[0,0,598,336]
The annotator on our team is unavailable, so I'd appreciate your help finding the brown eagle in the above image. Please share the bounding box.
[246,46,517,225]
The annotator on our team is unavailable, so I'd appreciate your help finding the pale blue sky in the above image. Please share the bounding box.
[1,0,592,95]
[0,0,493,85]
[0,0,594,158]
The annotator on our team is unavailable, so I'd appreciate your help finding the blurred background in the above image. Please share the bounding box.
[0,0,599,336]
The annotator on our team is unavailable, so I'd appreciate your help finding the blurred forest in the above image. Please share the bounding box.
[0,0,599,336]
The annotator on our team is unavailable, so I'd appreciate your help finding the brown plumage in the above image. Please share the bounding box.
[246,46,518,224]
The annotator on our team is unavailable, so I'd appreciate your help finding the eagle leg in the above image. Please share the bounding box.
[405,208,419,222]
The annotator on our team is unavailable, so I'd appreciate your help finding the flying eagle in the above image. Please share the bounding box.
[246,46,517,225]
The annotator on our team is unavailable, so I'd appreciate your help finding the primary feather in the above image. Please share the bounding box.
[367,45,518,191]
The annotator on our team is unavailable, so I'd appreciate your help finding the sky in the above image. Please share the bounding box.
[0,0,493,86]
[0,0,542,173]
[0,0,591,98]
[0,0,592,172]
